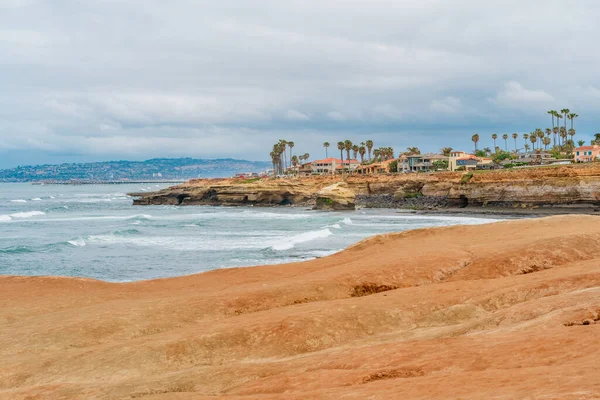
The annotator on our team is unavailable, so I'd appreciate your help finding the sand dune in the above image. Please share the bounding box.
[1,215,600,399]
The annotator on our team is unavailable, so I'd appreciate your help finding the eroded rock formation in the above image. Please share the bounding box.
[314,182,356,210]
[130,164,600,211]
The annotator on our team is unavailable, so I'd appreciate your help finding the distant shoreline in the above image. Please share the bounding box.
[29,180,186,185]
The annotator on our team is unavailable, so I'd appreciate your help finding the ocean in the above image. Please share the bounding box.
[0,183,501,282]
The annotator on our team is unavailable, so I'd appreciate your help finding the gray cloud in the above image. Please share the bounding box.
[1,0,599,167]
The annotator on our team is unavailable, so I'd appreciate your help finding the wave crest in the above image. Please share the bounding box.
[271,228,333,251]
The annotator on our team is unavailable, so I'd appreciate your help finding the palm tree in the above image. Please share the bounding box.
[492,134,498,150]
[406,147,420,155]
[535,129,544,149]
[542,137,551,150]
[568,128,576,144]
[548,110,556,134]
[569,113,579,129]
[358,146,366,163]
[440,147,453,156]
[512,133,518,152]
[483,147,492,155]
[529,134,537,151]
[373,149,381,162]
[352,145,359,160]
[561,108,570,134]
[524,143,531,152]
[578,140,585,147]
[471,134,480,152]
[337,141,345,174]
[287,141,294,169]
[553,126,560,146]
[344,140,353,162]
[278,140,287,171]
[323,142,330,158]
[523,133,529,151]
[559,127,567,146]
[556,113,564,144]
[502,134,508,151]
[365,140,374,161]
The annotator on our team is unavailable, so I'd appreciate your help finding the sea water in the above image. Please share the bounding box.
[0,183,501,282]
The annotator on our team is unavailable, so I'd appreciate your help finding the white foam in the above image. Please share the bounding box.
[10,199,27,203]
[31,198,42,201]
[0,215,12,222]
[49,196,56,199]
[67,238,87,247]
[328,223,342,229]
[311,249,343,258]
[342,217,353,225]
[271,228,333,251]
[85,234,268,251]
[10,211,46,219]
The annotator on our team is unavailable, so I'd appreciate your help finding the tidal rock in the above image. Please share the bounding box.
[314,182,356,211]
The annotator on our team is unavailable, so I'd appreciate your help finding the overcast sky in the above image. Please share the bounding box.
[1,0,599,168]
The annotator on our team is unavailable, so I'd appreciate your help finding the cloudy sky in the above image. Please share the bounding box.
[1,0,599,168]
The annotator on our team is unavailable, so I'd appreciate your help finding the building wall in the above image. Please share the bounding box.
[575,148,600,163]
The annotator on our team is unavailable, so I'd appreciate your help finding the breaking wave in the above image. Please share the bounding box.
[0,211,46,221]
[67,238,87,247]
[270,228,333,251]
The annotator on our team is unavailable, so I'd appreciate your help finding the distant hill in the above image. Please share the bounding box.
[0,158,272,182]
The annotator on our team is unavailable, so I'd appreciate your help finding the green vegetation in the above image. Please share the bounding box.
[239,177,261,184]
[388,160,398,173]
[432,160,448,170]
[492,150,514,163]
[460,172,474,184]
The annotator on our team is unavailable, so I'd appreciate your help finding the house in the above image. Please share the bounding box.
[298,162,314,175]
[399,153,449,172]
[455,155,479,171]
[574,146,600,163]
[448,151,471,171]
[355,158,397,174]
[516,151,555,164]
[311,158,359,174]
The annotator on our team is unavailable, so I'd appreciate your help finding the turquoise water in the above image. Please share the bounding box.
[0,183,501,282]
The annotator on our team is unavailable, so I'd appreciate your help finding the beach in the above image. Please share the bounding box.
[2,215,600,399]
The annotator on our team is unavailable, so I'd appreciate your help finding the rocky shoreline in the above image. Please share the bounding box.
[129,164,600,215]
[355,193,449,210]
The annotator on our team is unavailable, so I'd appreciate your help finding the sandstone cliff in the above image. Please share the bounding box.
[131,164,600,211]
[2,216,600,399]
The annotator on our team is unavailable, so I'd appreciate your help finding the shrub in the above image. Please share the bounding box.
[388,160,398,173]
[460,172,473,184]
[239,177,260,184]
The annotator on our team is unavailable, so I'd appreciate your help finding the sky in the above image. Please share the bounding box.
[1,0,600,168]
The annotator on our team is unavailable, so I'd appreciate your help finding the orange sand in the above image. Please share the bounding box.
[1,215,600,399]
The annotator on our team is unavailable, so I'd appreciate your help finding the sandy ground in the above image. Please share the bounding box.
[1,215,600,399]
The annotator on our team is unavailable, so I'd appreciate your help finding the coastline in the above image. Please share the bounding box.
[2,215,600,399]
[129,163,600,214]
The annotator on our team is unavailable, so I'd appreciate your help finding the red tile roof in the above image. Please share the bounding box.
[312,158,359,164]
[574,146,600,151]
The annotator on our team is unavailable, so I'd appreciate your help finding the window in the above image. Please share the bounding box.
[577,151,580,156]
